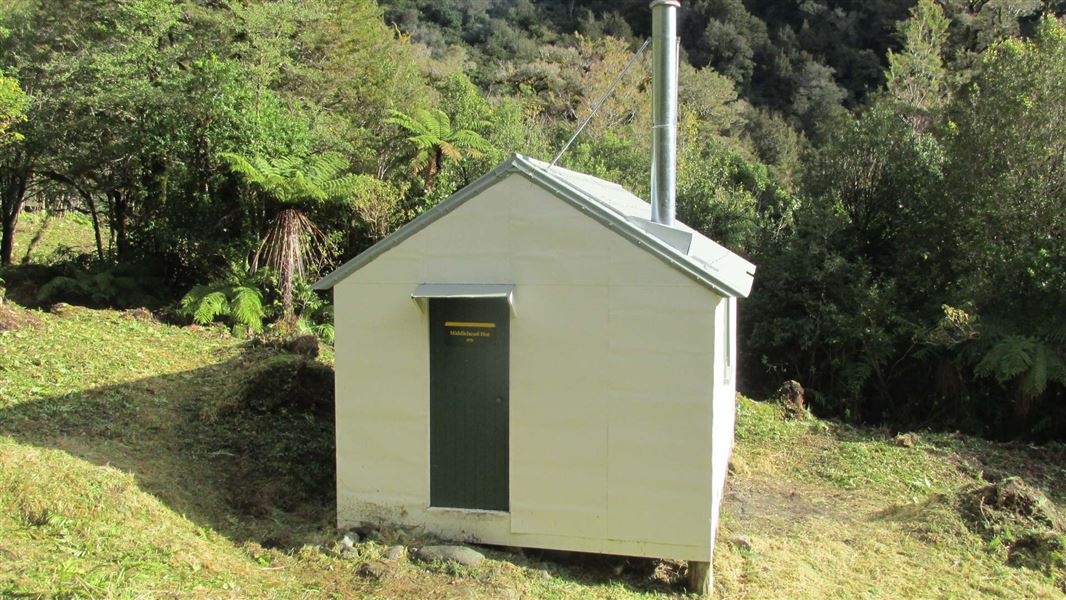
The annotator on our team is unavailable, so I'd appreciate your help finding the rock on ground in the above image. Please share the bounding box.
[385,545,405,560]
[732,535,753,551]
[358,560,390,579]
[414,545,485,568]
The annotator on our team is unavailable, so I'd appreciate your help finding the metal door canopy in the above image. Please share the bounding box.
[412,283,516,316]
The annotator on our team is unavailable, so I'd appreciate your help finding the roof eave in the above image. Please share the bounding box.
[313,153,754,298]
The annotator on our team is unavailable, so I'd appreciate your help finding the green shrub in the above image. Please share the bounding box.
[35,262,165,308]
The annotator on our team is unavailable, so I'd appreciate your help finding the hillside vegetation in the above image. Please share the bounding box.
[1,300,1062,598]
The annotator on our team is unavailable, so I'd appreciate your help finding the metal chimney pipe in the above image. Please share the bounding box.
[650,0,680,226]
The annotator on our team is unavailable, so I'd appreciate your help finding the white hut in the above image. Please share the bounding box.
[313,2,755,592]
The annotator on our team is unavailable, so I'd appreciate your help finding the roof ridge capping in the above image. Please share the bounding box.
[314,153,755,297]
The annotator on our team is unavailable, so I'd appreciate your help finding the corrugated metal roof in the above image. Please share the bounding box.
[313,154,756,297]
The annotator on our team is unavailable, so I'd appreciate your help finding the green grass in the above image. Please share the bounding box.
[0,302,1063,598]
[11,210,97,264]
[718,401,1065,598]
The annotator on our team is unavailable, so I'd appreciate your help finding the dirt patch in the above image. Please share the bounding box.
[0,303,42,332]
[723,475,867,534]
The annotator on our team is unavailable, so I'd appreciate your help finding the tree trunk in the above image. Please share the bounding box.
[0,216,15,266]
[82,191,105,261]
[111,190,129,260]
[0,169,29,266]
[425,149,441,192]
[1012,382,1034,438]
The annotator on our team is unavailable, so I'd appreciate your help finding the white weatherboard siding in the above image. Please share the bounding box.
[334,173,722,561]
[710,296,738,558]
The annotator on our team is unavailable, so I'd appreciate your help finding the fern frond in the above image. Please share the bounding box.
[451,129,492,152]
[385,109,422,132]
[975,335,1035,383]
[438,141,461,162]
[433,109,452,135]
[230,286,265,332]
[408,150,431,175]
[1019,342,1066,398]
[406,133,439,151]
[180,285,212,311]
[312,322,335,344]
[192,290,230,325]
[219,152,265,186]
[308,152,347,180]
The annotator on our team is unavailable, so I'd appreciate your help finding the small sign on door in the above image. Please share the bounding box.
[443,320,495,345]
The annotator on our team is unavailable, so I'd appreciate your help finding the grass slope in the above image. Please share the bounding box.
[11,211,97,265]
[0,303,1063,598]
[717,404,1065,598]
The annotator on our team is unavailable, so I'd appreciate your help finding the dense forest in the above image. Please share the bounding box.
[0,0,1064,440]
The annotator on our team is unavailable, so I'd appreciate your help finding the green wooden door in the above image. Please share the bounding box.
[429,297,510,511]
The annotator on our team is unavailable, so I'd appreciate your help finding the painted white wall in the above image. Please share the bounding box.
[709,296,738,564]
[334,173,726,561]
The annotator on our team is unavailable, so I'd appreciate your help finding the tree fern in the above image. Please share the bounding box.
[220,150,372,317]
[385,108,492,191]
[975,334,1066,402]
[975,335,1037,384]
[181,284,265,334]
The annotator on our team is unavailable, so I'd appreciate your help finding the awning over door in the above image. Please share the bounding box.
[411,284,516,316]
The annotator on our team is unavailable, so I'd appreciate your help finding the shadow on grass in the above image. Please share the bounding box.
[0,343,685,596]
[0,346,336,550]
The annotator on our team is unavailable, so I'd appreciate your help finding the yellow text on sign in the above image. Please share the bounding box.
[449,330,491,339]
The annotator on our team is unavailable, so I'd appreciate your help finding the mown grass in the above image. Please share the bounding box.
[717,399,1065,598]
[0,301,1063,598]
